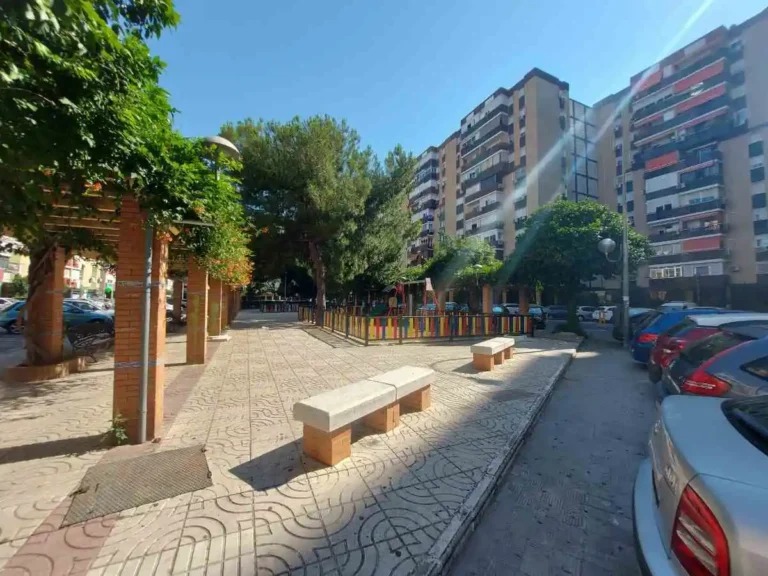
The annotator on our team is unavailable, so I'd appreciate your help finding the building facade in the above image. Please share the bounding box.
[594,8,768,306]
[417,68,597,262]
[408,147,439,264]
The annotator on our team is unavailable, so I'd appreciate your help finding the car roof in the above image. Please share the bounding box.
[724,324,768,339]
[686,313,768,327]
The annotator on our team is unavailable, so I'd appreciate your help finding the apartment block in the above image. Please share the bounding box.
[594,7,768,306]
[408,147,439,263]
[415,68,597,262]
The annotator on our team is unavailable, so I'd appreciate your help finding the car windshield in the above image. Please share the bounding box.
[635,311,661,331]
[664,318,694,337]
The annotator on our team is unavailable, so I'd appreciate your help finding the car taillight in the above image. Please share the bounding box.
[681,370,730,396]
[637,332,658,344]
[671,485,729,576]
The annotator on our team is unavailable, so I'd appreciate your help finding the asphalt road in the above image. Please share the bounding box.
[451,338,656,576]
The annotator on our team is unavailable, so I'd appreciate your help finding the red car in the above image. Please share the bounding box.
[648,313,768,383]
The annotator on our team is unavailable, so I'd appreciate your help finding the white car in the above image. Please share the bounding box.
[591,306,615,321]
[576,306,597,321]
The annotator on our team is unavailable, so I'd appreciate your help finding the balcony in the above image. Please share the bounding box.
[461,162,513,191]
[645,148,722,178]
[488,238,504,249]
[462,104,512,139]
[632,75,726,123]
[756,248,768,262]
[650,248,727,265]
[465,176,503,204]
[465,220,504,237]
[645,172,723,202]
[646,199,725,223]
[410,185,438,203]
[418,228,434,238]
[461,120,512,156]
[456,220,464,230]
[416,158,439,172]
[463,141,513,172]
[412,199,438,213]
[648,224,726,243]
[634,50,727,101]
[633,95,730,144]
[465,201,501,221]
[632,118,733,165]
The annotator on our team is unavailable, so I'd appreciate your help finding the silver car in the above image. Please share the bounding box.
[634,395,768,575]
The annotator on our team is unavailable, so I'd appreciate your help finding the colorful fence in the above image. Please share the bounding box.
[297,306,534,345]
[249,300,311,313]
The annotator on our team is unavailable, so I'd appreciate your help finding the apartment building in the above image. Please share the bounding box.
[594,7,768,306]
[408,147,439,264]
[415,68,597,262]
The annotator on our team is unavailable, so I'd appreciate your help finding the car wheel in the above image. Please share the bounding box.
[577,315,584,321]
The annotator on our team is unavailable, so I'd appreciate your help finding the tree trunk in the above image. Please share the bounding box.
[308,242,326,326]
[25,244,55,365]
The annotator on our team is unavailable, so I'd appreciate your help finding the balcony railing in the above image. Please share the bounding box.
[648,224,726,243]
[632,74,726,123]
[411,198,438,213]
[409,185,439,203]
[463,141,513,172]
[461,121,512,156]
[645,172,724,202]
[633,50,727,101]
[464,220,504,237]
[461,104,512,139]
[461,162,513,190]
[418,228,434,238]
[646,199,725,223]
[633,95,730,144]
[632,119,733,165]
[465,177,503,204]
[488,238,504,249]
[650,248,727,265]
[465,201,501,221]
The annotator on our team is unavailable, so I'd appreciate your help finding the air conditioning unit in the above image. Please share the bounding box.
[730,265,740,272]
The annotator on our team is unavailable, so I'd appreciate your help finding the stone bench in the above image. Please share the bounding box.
[293,366,435,465]
[470,337,515,371]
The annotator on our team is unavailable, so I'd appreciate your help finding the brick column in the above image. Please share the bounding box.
[114,198,168,443]
[207,277,223,337]
[221,285,229,330]
[186,258,207,365]
[172,279,184,321]
[518,286,529,314]
[25,247,66,365]
[482,284,492,314]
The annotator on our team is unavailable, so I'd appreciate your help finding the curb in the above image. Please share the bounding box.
[413,338,584,576]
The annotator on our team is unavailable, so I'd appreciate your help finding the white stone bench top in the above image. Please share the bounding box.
[369,366,435,399]
[293,381,395,432]
[470,337,515,356]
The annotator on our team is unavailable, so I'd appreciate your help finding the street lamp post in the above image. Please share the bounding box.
[598,232,631,348]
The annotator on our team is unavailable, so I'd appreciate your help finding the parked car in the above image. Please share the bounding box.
[658,300,698,311]
[630,308,723,364]
[503,304,547,328]
[659,324,768,400]
[648,313,768,383]
[546,305,568,320]
[65,298,114,316]
[633,395,768,576]
[591,306,615,321]
[62,302,114,331]
[612,307,655,342]
[0,297,16,311]
[576,306,596,321]
[0,300,25,333]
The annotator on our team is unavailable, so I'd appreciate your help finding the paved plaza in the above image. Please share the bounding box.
[0,312,577,575]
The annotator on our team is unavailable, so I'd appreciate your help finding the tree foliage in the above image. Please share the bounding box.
[1,0,251,286]
[499,199,652,325]
[223,116,418,321]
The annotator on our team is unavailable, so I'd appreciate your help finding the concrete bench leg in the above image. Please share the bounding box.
[473,353,494,371]
[401,386,431,411]
[503,347,512,360]
[363,402,400,432]
[303,424,351,466]
[494,351,503,365]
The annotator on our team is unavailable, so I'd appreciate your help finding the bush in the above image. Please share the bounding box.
[8,275,28,297]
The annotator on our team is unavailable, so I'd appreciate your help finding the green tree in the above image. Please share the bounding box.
[224,116,417,323]
[503,199,652,330]
[8,275,28,298]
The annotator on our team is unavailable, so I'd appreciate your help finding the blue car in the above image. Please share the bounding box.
[0,300,113,333]
[630,308,722,364]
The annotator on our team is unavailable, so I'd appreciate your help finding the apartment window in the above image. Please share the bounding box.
[0,255,9,270]
[519,116,526,129]
[753,194,767,209]
[616,163,623,176]
[559,116,566,131]
[456,204,463,214]
[615,145,623,158]
[694,266,711,277]
[518,95,525,109]
[752,167,766,183]
[519,134,526,148]
[750,141,764,157]
[627,200,635,213]
[626,180,634,194]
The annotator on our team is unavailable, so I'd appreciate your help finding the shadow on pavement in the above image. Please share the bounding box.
[0,433,109,465]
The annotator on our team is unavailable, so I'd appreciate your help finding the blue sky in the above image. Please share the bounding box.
[152,0,766,158]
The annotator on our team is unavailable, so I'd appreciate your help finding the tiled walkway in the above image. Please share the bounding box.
[0,312,576,575]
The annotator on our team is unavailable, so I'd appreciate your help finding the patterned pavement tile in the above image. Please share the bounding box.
[310,499,397,554]
[255,514,334,573]
[398,450,463,482]
[375,486,452,536]
[333,539,420,576]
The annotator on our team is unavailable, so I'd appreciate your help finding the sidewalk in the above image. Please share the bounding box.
[0,311,576,576]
